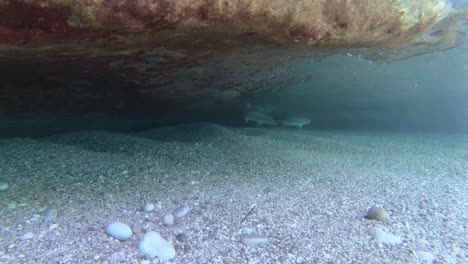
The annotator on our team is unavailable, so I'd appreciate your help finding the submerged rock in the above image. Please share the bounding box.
[0,0,466,114]
[139,231,176,260]
[365,206,392,224]
[368,227,402,245]
[0,182,8,191]
[240,234,270,246]
[172,205,191,219]
[106,221,133,241]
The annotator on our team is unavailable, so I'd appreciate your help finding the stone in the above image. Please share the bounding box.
[106,221,133,241]
[368,227,402,245]
[240,234,270,246]
[172,205,191,219]
[109,250,126,263]
[143,203,155,213]
[415,250,436,263]
[175,233,188,243]
[44,208,58,222]
[161,214,174,226]
[21,232,34,240]
[139,231,176,260]
[0,182,8,191]
[365,206,392,224]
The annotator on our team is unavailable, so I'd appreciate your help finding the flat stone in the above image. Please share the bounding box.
[21,232,34,240]
[172,205,191,219]
[139,231,176,260]
[44,208,58,222]
[240,234,270,246]
[368,227,402,245]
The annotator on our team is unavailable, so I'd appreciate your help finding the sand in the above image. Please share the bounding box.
[0,123,466,263]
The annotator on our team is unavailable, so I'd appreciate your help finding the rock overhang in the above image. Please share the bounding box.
[0,0,467,113]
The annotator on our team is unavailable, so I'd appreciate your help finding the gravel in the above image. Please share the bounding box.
[0,123,466,263]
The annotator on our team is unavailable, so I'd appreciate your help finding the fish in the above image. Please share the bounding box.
[244,111,278,126]
[281,117,311,129]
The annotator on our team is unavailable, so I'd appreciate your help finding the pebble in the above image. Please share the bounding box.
[106,221,133,241]
[21,232,34,240]
[365,206,392,224]
[139,231,176,260]
[132,222,143,234]
[109,250,126,263]
[175,233,188,242]
[368,227,402,245]
[415,250,436,263]
[0,182,8,191]
[49,224,58,230]
[30,214,41,222]
[172,205,191,219]
[143,203,155,213]
[162,214,174,226]
[240,234,270,246]
[44,208,58,222]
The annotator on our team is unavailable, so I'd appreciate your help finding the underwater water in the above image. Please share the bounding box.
[1,2,468,264]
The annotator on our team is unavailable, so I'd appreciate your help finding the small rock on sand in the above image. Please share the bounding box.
[44,208,58,222]
[143,203,155,213]
[365,206,392,224]
[139,231,176,260]
[106,221,133,241]
[415,250,436,263]
[368,227,402,245]
[172,205,191,219]
[162,214,174,226]
[21,232,34,240]
[0,182,8,191]
[240,234,269,246]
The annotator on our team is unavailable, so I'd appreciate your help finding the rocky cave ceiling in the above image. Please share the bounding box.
[0,0,467,113]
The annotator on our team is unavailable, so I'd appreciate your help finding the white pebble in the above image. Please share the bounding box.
[143,203,155,213]
[240,234,269,246]
[172,205,191,219]
[162,214,174,226]
[49,224,58,230]
[0,182,8,191]
[106,221,133,241]
[21,232,34,240]
[139,231,176,260]
[415,250,436,263]
[368,227,402,245]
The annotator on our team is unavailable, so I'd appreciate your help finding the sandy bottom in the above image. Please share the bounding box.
[0,123,466,263]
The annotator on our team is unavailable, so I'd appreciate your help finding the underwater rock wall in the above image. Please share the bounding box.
[0,0,466,113]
